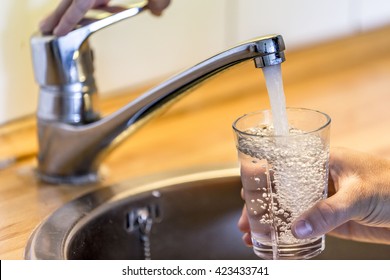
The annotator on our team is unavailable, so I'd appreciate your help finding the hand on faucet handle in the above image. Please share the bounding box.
[40,0,109,36]
[39,0,171,37]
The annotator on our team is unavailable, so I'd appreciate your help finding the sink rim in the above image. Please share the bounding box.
[24,165,240,260]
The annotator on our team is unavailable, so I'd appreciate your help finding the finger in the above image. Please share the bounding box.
[147,0,171,16]
[291,191,357,239]
[40,0,73,33]
[292,148,366,239]
[53,0,96,36]
[238,205,253,246]
[237,205,250,232]
[242,232,253,247]
[93,0,110,8]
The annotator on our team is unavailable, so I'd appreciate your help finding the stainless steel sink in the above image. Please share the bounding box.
[25,167,390,260]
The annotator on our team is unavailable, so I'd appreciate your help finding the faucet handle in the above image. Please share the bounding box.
[31,0,147,86]
[31,0,147,124]
[76,0,147,36]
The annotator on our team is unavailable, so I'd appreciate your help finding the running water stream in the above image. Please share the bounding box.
[262,64,289,259]
[262,64,289,136]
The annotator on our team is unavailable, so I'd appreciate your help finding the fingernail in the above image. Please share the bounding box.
[53,26,60,36]
[294,220,313,238]
[39,19,46,29]
[39,19,50,32]
[151,11,162,16]
[242,232,253,247]
[53,26,66,37]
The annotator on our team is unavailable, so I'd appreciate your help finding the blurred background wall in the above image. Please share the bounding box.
[0,0,389,124]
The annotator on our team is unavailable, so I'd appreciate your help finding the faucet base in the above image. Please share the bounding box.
[36,170,100,185]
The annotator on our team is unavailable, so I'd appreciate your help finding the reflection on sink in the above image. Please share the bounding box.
[25,167,390,260]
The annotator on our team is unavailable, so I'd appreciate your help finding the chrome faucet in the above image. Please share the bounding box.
[30,0,286,185]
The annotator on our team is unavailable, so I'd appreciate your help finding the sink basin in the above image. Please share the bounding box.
[25,166,390,260]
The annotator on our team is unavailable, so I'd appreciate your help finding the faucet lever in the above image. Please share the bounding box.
[76,0,147,36]
[30,0,147,124]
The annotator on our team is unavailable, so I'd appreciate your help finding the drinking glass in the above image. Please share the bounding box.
[232,108,331,260]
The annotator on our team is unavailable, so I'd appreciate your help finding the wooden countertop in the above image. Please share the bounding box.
[1,26,390,259]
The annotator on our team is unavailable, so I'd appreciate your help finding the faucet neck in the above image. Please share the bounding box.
[32,34,285,185]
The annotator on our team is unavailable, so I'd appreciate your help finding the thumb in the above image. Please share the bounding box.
[291,192,355,239]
